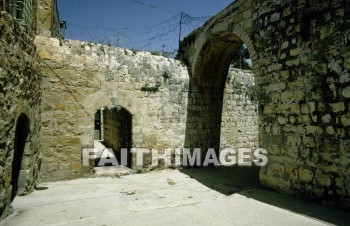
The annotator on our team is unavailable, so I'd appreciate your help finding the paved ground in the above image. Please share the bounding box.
[1,168,349,226]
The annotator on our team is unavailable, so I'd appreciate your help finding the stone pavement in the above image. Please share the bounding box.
[1,168,349,226]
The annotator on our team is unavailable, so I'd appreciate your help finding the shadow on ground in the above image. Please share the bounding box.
[180,166,260,195]
[180,166,350,226]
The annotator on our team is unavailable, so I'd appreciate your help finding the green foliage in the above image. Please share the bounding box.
[131,48,138,55]
[174,52,189,67]
[231,45,252,70]
[141,82,161,92]
[150,50,176,58]
[231,80,257,102]
[161,71,171,80]
[246,85,257,102]
[162,50,177,58]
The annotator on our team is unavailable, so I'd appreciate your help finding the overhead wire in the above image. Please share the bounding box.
[60,2,211,55]
[123,0,178,15]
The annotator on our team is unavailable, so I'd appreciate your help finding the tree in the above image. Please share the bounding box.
[231,45,252,70]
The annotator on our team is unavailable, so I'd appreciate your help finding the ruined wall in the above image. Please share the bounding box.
[35,36,190,180]
[0,11,42,220]
[103,107,132,165]
[220,67,258,150]
[253,0,350,209]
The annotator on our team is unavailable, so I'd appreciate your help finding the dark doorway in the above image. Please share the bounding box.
[101,106,132,167]
[11,113,29,201]
[94,109,101,140]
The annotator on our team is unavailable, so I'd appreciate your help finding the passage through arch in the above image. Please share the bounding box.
[184,30,259,155]
[93,106,132,168]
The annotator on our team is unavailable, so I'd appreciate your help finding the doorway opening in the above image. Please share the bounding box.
[11,113,30,201]
[93,106,132,168]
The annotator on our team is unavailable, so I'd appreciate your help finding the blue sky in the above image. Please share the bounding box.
[57,0,233,54]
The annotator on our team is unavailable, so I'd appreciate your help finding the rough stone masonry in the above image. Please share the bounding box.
[0,0,349,221]
[179,0,350,209]
[0,10,42,219]
[35,35,258,179]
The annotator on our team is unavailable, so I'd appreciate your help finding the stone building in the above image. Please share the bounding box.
[0,0,349,221]
[0,0,43,219]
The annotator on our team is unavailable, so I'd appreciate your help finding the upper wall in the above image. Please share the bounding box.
[36,0,60,37]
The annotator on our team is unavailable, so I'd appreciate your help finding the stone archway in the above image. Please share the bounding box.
[95,106,133,168]
[183,25,260,157]
[11,113,30,201]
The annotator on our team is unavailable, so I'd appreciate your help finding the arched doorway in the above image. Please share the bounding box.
[11,113,30,200]
[94,106,132,168]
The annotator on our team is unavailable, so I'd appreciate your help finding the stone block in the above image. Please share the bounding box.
[268,82,286,92]
[316,171,332,187]
[18,169,33,190]
[281,41,289,50]
[290,48,302,56]
[341,115,350,127]
[342,87,350,98]
[299,168,314,182]
[329,102,345,112]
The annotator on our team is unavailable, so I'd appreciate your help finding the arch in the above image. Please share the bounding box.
[82,91,136,117]
[95,105,133,167]
[192,24,260,86]
[184,22,260,161]
[92,104,133,142]
[11,113,30,201]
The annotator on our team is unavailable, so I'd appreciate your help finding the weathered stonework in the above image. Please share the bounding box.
[220,68,258,150]
[254,0,350,209]
[1,0,349,221]
[0,11,42,219]
[34,36,190,180]
[36,0,59,37]
[34,34,258,179]
[180,0,350,210]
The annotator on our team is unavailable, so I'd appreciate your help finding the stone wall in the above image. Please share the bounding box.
[0,11,42,220]
[36,0,59,37]
[35,36,190,180]
[253,0,350,209]
[220,67,258,150]
[34,33,258,179]
[180,0,350,209]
